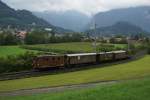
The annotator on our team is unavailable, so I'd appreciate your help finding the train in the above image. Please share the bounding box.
[33,50,129,69]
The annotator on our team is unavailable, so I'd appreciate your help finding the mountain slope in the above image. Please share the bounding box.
[88,6,150,32]
[0,0,72,33]
[86,21,147,36]
[0,0,50,28]
[34,10,91,32]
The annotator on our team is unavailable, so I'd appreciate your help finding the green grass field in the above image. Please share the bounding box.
[0,43,127,57]
[22,42,127,53]
[1,77,150,100]
[0,46,37,58]
[0,55,150,92]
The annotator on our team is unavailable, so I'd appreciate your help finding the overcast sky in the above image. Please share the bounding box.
[2,0,150,15]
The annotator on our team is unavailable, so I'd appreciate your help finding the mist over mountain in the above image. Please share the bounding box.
[86,21,147,36]
[88,6,150,32]
[34,10,91,32]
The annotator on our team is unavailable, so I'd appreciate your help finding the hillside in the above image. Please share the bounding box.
[0,0,50,28]
[86,21,147,36]
[0,0,72,33]
[88,6,150,32]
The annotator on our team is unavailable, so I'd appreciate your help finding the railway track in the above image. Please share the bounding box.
[0,70,40,81]
[0,50,147,81]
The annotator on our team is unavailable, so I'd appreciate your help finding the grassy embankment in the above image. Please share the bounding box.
[0,55,149,92]
[1,77,150,100]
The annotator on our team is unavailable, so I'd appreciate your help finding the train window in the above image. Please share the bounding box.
[52,57,55,61]
[58,57,60,60]
[78,56,80,60]
[45,58,49,61]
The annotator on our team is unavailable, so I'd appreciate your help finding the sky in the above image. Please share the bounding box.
[2,0,150,16]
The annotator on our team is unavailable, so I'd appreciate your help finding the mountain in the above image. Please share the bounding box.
[88,6,150,32]
[86,21,147,36]
[34,10,91,32]
[0,0,72,33]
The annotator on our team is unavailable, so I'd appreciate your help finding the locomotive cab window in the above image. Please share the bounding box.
[58,57,60,60]
[52,57,55,61]
[45,58,49,61]
[78,56,81,60]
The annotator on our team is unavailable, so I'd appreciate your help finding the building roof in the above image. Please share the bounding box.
[36,50,126,58]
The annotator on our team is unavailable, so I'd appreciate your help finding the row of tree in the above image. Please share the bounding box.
[25,30,83,44]
[0,30,84,45]
[0,31,20,45]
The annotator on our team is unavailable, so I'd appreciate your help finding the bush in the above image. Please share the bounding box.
[148,46,150,54]
[0,52,37,73]
[20,45,82,54]
[97,44,122,52]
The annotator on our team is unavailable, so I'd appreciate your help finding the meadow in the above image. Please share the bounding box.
[1,76,150,100]
[0,42,127,57]
[0,55,149,92]
[21,42,127,54]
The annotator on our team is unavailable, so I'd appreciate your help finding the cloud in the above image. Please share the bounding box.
[2,0,150,15]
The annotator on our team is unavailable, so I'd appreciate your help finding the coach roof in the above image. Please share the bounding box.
[66,53,97,57]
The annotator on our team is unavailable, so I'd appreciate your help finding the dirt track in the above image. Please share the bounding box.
[0,80,118,97]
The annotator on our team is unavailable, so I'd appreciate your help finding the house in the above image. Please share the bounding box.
[16,31,27,39]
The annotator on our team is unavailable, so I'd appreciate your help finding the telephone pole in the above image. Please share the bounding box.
[93,20,97,52]
[127,35,131,51]
[90,13,97,53]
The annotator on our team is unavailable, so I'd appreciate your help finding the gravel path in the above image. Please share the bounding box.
[0,80,118,97]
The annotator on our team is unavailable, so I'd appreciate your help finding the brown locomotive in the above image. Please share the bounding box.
[33,50,129,69]
[33,55,65,69]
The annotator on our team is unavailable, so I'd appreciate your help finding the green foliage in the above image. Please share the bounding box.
[147,43,150,54]
[129,42,148,55]
[97,44,123,52]
[49,33,83,43]
[145,38,150,54]
[24,29,83,45]
[0,31,20,45]
[109,37,127,44]
[25,30,49,44]
[0,52,37,73]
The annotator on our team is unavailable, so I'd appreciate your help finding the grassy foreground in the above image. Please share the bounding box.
[0,55,150,92]
[1,77,150,100]
[0,46,37,57]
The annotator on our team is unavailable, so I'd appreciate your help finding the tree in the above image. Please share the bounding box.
[25,30,49,44]
[0,31,20,45]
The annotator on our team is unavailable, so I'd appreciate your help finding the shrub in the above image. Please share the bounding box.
[97,44,123,52]
[0,52,37,73]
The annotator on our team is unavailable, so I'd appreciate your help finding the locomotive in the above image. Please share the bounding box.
[33,50,129,69]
